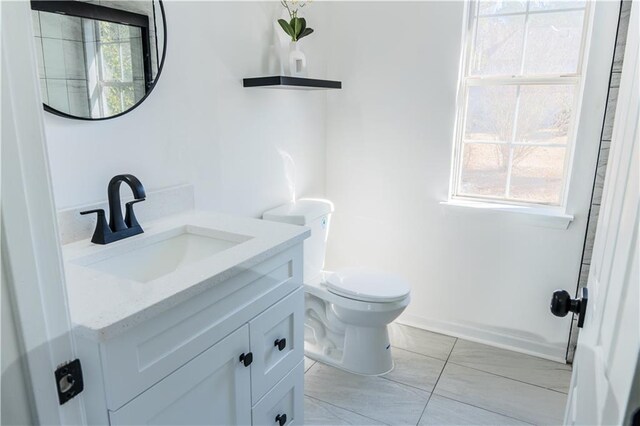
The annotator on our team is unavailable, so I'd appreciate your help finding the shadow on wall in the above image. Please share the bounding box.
[1,355,35,426]
[1,333,90,425]
[2,263,35,426]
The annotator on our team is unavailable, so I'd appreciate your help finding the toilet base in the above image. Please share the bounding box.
[303,282,409,376]
[304,325,395,376]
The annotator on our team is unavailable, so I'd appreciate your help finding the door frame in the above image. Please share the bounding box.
[1,1,86,424]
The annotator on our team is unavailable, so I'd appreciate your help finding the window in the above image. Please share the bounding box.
[30,0,160,119]
[452,0,590,206]
[88,20,148,116]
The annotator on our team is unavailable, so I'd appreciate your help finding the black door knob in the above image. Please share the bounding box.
[239,352,253,367]
[274,338,287,351]
[275,413,287,425]
[550,287,588,328]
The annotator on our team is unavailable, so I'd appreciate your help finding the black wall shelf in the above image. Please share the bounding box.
[243,76,342,90]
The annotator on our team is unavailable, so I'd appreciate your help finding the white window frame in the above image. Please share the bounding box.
[450,0,593,209]
[85,19,142,117]
[95,24,139,115]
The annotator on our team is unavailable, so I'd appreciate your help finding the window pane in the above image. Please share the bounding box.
[131,39,145,79]
[117,24,142,40]
[98,21,119,42]
[509,146,566,204]
[101,43,121,81]
[515,85,574,144]
[118,24,132,40]
[473,15,525,75]
[134,80,146,101]
[129,26,142,39]
[454,1,588,205]
[529,0,586,12]
[122,86,135,109]
[479,0,527,15]
[459,143,509,198]
[464,86,518,142]
[103,86,123,116]
[523,11,585,74]
[121,42,133,81]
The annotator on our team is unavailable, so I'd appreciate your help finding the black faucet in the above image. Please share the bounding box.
[80,174,146,244]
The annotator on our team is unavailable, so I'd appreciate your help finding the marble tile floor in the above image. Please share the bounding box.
[304,323,571,426]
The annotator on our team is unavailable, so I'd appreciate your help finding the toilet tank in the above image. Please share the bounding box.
[262,199,334,283]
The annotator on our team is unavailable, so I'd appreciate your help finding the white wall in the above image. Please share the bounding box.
[1,266,34,426]
[39,0,617,361]
[44,1,329,217]
[323,2,615,360]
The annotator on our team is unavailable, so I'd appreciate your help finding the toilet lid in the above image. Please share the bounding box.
[326,268,411,303]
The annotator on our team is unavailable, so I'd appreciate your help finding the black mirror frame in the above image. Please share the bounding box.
[31,0,167,121]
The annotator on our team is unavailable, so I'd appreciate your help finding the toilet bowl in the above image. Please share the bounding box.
[263,199,411,375]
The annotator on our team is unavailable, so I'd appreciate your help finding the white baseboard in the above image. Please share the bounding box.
[396,313,568,364]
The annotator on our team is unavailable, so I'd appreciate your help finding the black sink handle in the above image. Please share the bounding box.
[80,209,112,244]
[124,198,146,228]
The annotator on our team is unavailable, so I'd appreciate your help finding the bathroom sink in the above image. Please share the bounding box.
[62,211,310,341]
[74,226,251,283]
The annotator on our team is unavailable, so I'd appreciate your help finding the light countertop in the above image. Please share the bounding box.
[63,211,309,342]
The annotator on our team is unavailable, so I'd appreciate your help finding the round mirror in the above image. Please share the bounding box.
[31,0,166,120]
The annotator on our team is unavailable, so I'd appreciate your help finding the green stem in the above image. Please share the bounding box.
[281,0,294,19]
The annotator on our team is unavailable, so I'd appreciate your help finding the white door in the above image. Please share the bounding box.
[564,2,640,424]
[109,325,252,426]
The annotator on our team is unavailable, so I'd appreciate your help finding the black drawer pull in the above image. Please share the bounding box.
[239,352,253,367]
[275,413,287,425]
[274,338,287,351]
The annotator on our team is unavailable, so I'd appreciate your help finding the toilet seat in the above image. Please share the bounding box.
[326,268,411,303]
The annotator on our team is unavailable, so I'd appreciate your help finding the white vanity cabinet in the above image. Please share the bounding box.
[74,244,305,426]
[109,324,252,425]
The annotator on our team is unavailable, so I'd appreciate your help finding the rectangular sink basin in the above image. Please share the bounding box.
[79,226,251,283]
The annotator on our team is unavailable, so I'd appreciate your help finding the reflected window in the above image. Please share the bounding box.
[31,1,161,119]
[87,20,147,116]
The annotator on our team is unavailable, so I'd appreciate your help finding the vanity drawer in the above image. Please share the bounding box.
[100,245,303,410]
[250,287,304,402]
[252,360,304,426]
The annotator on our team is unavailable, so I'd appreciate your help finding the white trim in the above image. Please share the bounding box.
[1,2,86,424]
[397,314,567,364]
[440,199,574,229]
[466,75,580,85]
[478,6,587,19]
[462,139,569,147]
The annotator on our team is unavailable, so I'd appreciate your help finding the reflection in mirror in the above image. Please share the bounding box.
[30,1,166,120]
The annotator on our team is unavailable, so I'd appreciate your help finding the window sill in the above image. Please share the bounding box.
[440,199,574,230]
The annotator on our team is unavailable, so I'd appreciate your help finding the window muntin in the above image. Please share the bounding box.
[452,0,589,206]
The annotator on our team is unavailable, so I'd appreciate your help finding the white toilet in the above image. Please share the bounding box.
[263,199,411,375]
